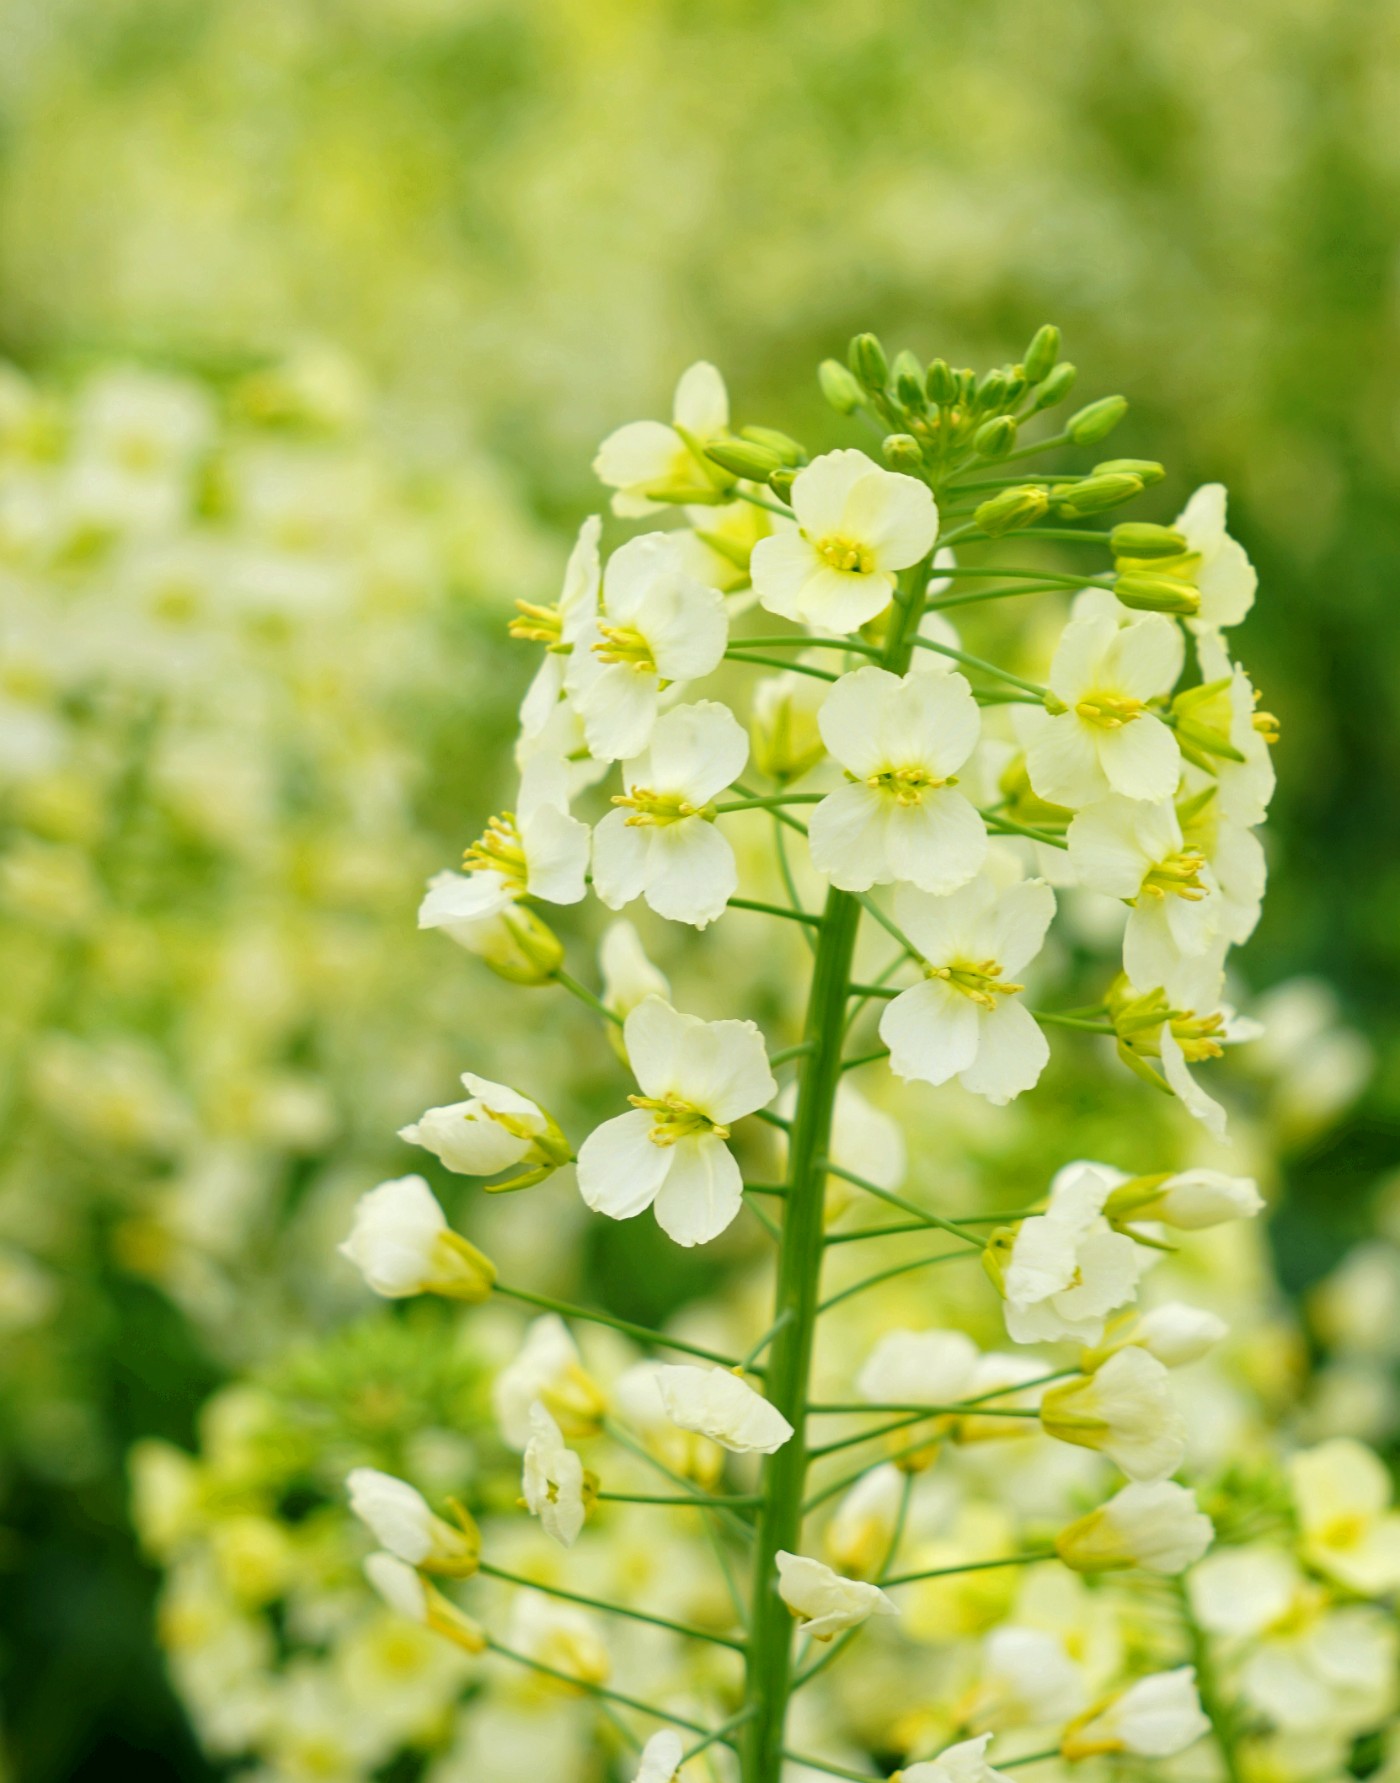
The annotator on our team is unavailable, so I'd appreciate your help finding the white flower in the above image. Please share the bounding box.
[576,997,775,1246]
[652,1364,793,1453]
[614,1361,724,1486]
[1062,1668,1210,1760]
[594,361,729,517]
[492,1315,606,1450]
[1290,1438,1400,1594]
[1188,633,1277,826]
[513,515,602,740]
[522,1402,590,1549]
[445,754,591,920]
[565,532,728,761]
[338,1176,496,1301]
[751,448,938,632]
[398,1073,567,1188]
[880,874,1056,1103]
[507,1591,610,1685]
[1240,1604,1398,1736]
[600,919,671,1022]
[632,1730,685,1783]
[807,666,986,893]
[1189,1547,1302,1639]
[347,1469,479,1575]
[901,1734,1013,1783]
[999,1161,1145,1346]
[775,1551,898,1641]
[362,1554,487,1653]
[1129,1302,1229,1368]
[1056,1481,1213,1575]
[826,1465,906,1579]
[1144,1167,1262,1229]
[1040,1348,1185,1482]
[1066,796,1220,1001]
[1178,789,1267,948]
[1110,973,1253,1141]
[1026,611,1183,807]
[1176,484,1257,634]
[856,1328,980,1409]
[971,1626,1087,1730]
[591,700,748,929]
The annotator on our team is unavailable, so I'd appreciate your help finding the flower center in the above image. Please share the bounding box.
[1139,849,1208,901]
[462,813,527,892]
[1171,1010,1225,1063]
[1074,692,1146,729]
[593,621,657,671]
[865,764,951,805]
[628,1092,729,1146]
[612,787,712,827]
[925,957,1023,1010]
[815,534,876,575]
[509,598,565,648]
[1317,1510,1369,1551]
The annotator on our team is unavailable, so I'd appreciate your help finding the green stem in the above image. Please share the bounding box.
[494,1283,748,1371]
[816,1248,969,1312]
[910,636,1049,696]
[716,794,827,813]
[726,650,838,681]
[728,896,823,927]
[881,1550,1055,1587]
[478,1560,745,1650]
[551,968,623,1026]
[820,1163,984,1248]
[485,1638,731,1742]
[1177,1579,1246,1783]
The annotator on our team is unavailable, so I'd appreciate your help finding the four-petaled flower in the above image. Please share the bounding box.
[594,361,731,516]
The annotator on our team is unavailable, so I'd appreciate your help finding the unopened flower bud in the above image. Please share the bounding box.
[1110,523,1188,560]
[1095,457,1165,485]
[975,370,1010,413]
[741,425,806,466]
[883,432,924,472]
[975,485,1049,536]
[705,439,784,483]
[1106,1168,1262,1230]
[819,359,865,415]
[1114,572,1200,616]
[926,357,958,404]
[1023,323,1061,383]
[849,332,890,392]
[892,349,928,409]
[1053,472,1143,517]
[769,466,797,502]
[1030,361,1078,411]
[1067,395,1128,444]
[974,416,1017,459]
[750,670,827,784]
[363,1553,488,1653]
[399,1074,569,1188]
[1055,1481,1213,1576]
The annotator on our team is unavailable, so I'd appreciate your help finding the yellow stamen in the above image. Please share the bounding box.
[509,599,564,646]
[1139,848,1208,901]
[865,764,951,805]
[462,813,527,890]
[611,787,711,827]
[1075,693,1146,729]
[593,621,656,671]
[627,1092,729,1147]
[926,957,1023,1011]
[815,535,876,575]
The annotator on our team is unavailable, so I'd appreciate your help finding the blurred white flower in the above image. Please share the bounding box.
[1055,1481,1212,1575]
[652,1364,793,1454]
[1040,1348,1185,1482]
[492,1315,606,1449]
[1290,1438,1400,1594]
[775,1550,898,1641]
[901,1733,1012,1783]
[1061,1667,1209,1759]
[347,1469,479,1576]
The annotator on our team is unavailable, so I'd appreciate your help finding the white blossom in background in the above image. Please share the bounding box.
[1040,1347,1185,1481]
[1026,611,1183,807]
[775,1551,898,1641]
[749,666,828,784]
[599,919,671,1023]
[566,532,728,761]
[594,361,730,516]
[807,666,987,893]
[338,1176,495,1301]
[576,996,775,1246]
[880,874,1055,1103]
[1119,1302,1229,1368]
[751,448,938,631]
[825,1465,906,1579]
[970,1625,1087,1730]
[1062,1668,1210,1759]
[522,1402,590,1548]
[512,514,601,740]
[1176,483,1258,635]
[1055,1481,1213,1574]
[362,1554,487,1653]
[998,1160,1145,1346]
[492,1314,605,1450]
[591,700,748,927]
[652,1364,793,1454]
[901,1734,1014,1783]
[856,1327,980,1409]
[631,1729,685,1783]
[1290,1439,1400,1593]
[1107,1167,1263,1230]
[397,1073,566,1185]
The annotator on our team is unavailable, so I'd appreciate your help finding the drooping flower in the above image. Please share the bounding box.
[1104,1167,1263,1230]
[511,515,601,741]
[1026,611,1183,808]
[993,1160,1146,1346]
[631,1730,685,1783]
[652,1364,793,1454]
[347,1469,479,1576]
[493,1315,606,1450]
[1289,1438,1400,1594]
[338,1176,496,1302]
[826,1465,906,1580]
[1039,1348,1186,1482]
[1061,1668,1210,1760]
[1055,1481,1213,1575]
[775,1550,899,1641]
[575,996,776,1245]
[750,448,938,632]
[1092,1301,1229,1369]
[807,666,987,893]
[521,1402,592,1549]
[593,361,731,516]
[591,700,748,928]
[880,874,1056,1103]
[900,1734,1014,1783]
[398,1073,569,1191]
[565,532,728,761]
[362,1554,487,1654]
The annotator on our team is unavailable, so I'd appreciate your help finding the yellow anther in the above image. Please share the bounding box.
[611,787,711,827]
[593,621,657,671]
[1171,1009,1226,1063]
[627,1092,729,1147]
[865,764,949,805]
[1252,709,1280,744]
[1074,693,1146,729]
[1140,849,1208,901]
[462,813,528,889]
[927,958,1023,1008]
[815,535,876,575]
[509,599,564,646]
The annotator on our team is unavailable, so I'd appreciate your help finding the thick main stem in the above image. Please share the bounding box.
[740,559,932,1782]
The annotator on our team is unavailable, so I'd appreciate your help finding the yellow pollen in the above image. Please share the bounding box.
[1317,1511,1369,1550]
[509,599,564,646]
[1074,693,1146,729]
[866,764,949,805]
[593,621,657,671]
[628,1092,729,1147]
[815,534,876,575]
[1252,709,1280,744]
[611,787,711,827]
[1140,849,1208,901]
[1171,1009,1226,1063]
[926,957,1023,1010]
[462,813,528,889]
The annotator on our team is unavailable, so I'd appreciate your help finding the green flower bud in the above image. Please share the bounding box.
[1053,471,1143,517]
[882,432,924,472]
[848,332,889,393]
[1067,395,1128,445]
[741,425,806,466]
[704,439,785,482]
[769,467,797,503]
[819,358,864,415]
[1030,362,1078,411]
[1002,371,1028,407]
[926,357,957,404]
[957,368,977,404]
[483,906,566,985]
[1023,324,1061,383]
[975,484,1049,536]
[892,349,927,410]
[1095,457,1165,487]
[1110,523,1189,560]
[973,415,1017,459]
[975,370,1010,413]
[1114,572,1201,616]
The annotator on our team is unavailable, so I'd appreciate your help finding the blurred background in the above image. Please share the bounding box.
[0,0,1398,1776]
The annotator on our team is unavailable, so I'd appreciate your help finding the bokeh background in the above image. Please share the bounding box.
[0,0,1398,1776]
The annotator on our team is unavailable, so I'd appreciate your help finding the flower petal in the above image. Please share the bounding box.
[652,1134,743,1245]
[879,978,981,1086]
[957,998,1048,1104]
[576,1108,672,1220]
